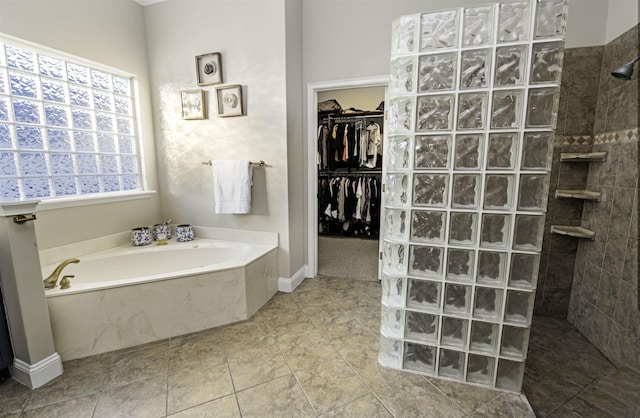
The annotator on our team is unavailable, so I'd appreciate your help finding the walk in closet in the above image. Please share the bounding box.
[316,87,385,281]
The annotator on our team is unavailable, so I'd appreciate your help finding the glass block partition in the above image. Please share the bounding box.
[380,0,568,392]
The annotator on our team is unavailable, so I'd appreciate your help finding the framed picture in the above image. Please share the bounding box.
[215,84,243,117]
[195,52,223,86]
[180,90,206,120]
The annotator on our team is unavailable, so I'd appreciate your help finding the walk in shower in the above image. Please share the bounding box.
[379,0,568,392]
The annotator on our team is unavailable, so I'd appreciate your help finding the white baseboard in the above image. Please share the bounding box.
[10,353,63,389]
[278,265,307,292]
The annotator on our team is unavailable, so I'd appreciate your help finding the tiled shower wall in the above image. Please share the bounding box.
[534,46,602,317]
[537,24,639,371]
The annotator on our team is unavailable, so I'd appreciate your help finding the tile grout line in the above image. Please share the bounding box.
[273,332,324,417]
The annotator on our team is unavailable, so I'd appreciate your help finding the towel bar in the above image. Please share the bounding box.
[202,160,268,167]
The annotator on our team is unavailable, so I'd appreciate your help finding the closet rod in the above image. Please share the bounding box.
[321,114,383,123]
[318,171,382,176]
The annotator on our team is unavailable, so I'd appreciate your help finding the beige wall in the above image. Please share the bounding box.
[143,0,296,277]
[0,0,636,279]
[606,0,639,43]
[0,0,162,248]
[285,0,305,276]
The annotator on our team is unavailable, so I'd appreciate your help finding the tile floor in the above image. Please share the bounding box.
[524,316,640,417]
[0,276,638,417]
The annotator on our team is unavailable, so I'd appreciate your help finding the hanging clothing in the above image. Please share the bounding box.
[363,122,382,168]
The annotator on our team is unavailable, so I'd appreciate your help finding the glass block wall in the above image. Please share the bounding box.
[379,0,568,392]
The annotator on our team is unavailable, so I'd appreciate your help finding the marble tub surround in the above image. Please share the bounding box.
[47,247,278,361]
[43,229,279,361]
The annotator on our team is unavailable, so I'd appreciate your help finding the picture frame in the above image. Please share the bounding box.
[195,52,223,86]
[180,89,206,120]
[215,84,243,117]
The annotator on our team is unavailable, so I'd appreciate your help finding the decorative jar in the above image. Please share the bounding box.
[131,227,152,246]
[175,224,195,242]
[153,223,172,240]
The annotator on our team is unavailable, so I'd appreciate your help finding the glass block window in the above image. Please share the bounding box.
[0,36,143,201]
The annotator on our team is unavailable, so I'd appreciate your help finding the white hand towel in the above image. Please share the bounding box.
[211,160,253,214]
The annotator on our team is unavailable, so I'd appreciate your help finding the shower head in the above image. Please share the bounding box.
[611,57,640,80]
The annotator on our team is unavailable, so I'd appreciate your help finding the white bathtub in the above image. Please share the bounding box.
[43,233,278,360]
[43,239,267,296]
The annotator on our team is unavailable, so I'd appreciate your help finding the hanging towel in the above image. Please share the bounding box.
[211,160,252,214]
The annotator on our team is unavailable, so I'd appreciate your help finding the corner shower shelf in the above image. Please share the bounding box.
[560,152,607,162]
[550,225,596,240]
[555,189,602,201]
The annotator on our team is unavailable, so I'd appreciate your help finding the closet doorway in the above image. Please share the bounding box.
[307,76,388,282]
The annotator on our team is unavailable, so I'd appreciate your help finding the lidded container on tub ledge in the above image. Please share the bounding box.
[175,224,195,242]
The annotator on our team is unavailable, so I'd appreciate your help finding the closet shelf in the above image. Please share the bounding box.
[555,189,602,201]
[550,225,596,240]
[560,152,607,162]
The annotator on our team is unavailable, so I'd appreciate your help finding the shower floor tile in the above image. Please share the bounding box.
[1,276,639,417]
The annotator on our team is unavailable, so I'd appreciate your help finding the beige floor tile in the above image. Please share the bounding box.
[277,330,337,371]
[25,353,112,410]
[20,394,98,418]
[426,377,502,413]
[319,318,379,350]
[341,347,405,391]
[94,375,167,418]
[169,330,226,372]
[467,393,535,417]
[258,306,303,326]
[105,340,169,389]
[376,374,466,418]
[5,283,635,418]
[236,374,314,417]
[223,319,275,351]
[295,358,369,415]
[167,394,240,418]
[288,288,336,309]
[300,305,354,328]
[117,338,170,354]
[320,393,392,417]
[226,343,291,391]
[167,360,234,415]
[294,277,325,291]
[0,377,33,415]
[269,318,318,343]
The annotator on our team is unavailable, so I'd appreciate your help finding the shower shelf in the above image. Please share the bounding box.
[551,225,596,240]
[555,189,602,201]
[560,152,607,162]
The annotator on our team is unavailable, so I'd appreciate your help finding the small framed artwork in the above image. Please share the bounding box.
[215,84,243,117]
[195,52,223,86]
[180,89,206,120]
